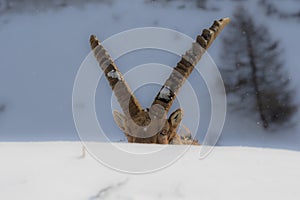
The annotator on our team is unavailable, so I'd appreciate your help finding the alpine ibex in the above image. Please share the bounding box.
[90,18,230,145]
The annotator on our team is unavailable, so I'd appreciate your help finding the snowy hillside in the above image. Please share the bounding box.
[0,142,299,200]
[0,0,300,150]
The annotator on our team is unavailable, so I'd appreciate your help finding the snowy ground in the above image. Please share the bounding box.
[0,1,300,147]
[0,0,300,150]
[0,142,299,200]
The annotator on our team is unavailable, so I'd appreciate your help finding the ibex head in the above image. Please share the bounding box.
[90,18,230,145]
[113,108,185,144]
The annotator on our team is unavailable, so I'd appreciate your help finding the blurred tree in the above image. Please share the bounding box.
[220,6,297,129]
[259,0,300,20]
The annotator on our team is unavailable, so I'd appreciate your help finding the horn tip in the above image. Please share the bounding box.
[90,34,100,49]
[90,34,97,41]
[219,17,231,25]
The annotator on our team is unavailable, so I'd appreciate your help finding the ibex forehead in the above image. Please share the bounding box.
[124,108,169,139]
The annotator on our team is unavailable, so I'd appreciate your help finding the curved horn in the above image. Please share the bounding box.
[90,35,143,121]
[151,18,230,114]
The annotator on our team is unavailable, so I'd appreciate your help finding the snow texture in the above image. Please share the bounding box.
[0,142,299,200]
[0,0,300,152]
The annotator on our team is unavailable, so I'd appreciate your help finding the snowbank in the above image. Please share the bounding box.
[0,142,299,200]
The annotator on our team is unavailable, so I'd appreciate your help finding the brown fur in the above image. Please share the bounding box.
[113,109,198,145]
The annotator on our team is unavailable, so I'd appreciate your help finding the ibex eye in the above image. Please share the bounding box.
[160,130,167,136]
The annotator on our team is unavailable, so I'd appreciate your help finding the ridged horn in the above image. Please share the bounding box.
[151,18,230,114]
[90,35,143,121]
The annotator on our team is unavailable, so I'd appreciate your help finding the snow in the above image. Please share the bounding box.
[0,0,300,151]
[107,70,121,80]
[0,142,299,200]
[158,86,173,102]
[1,1,300,199]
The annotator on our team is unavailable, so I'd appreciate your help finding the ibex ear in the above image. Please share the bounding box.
[113,110,127,132]
[168,108,183,129]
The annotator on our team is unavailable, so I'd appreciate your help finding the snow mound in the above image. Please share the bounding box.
[0,142,299,200]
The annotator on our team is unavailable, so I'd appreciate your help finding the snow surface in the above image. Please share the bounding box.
[0,0,300,151]
[0,142,299,200]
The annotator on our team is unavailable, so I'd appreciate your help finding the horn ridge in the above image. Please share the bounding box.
[90,35,143,121]
[151,18,230,113]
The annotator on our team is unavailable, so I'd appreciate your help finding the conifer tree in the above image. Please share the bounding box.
[220,6,297,129]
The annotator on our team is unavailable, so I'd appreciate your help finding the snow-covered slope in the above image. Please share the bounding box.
[0,142,299,200]
[0,0,300,151]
